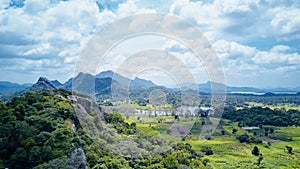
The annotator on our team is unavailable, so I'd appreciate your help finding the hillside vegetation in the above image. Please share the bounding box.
[0,89,299,168]
[0,90,206,169]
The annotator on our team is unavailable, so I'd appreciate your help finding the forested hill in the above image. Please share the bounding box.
[222,106,300,127]
[0,89,85,169]
[0,89,205,169]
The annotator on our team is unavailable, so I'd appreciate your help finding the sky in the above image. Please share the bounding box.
[0,0,300,88]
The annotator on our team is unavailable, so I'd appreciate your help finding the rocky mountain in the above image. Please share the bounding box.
[130,77,156,89]
[96,70,156,89]
[63,72,95,95]
[1,71,299,100]
[21,77,58,93]
[61,71,156,96]
[0,77,60,101]
[96,70,129,85]
[51,80,63,88]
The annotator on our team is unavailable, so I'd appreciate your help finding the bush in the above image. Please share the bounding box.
[285,146,293,154]
[236,133,262,144]
[252,146,260,156]
[201,146,213,155]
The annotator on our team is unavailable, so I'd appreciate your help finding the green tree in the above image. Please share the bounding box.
[252,146,260,156]
[236,133,249,143]
[270,128,274,134]
[33,158,73,169]
[257,154,263,166]
[10,147,28,168]
[162,154,179,169]
[285,146,293,154]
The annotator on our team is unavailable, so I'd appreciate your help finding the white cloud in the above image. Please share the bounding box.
[271,7,300,40]
[214,0,259,14]
[169,0,265,42]
[161,37,300,87]
[0,0,299,88]
[0,0,116,71]
[253,46,300,65]
[170,0,220,35]
[211,40,300,78]
[270,45,291,53]
[0,0,10,10]
[167,0,300,44]
[22,43,51,56]
[275,65,300,73]
[213,40,256,60]
[116,0,156,17]
[162,39,190,53]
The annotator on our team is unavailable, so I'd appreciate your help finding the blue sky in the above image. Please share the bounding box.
[0,0,299,88]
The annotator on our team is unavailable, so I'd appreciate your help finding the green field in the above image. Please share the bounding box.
[130,114,300,168]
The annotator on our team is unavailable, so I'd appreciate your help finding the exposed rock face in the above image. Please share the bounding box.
[15,77,58,95]
[69,147,87,169]
[36,77,57,90]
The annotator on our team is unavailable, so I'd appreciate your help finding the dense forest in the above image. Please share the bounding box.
[222,106,300,127]
[0,90,207,169]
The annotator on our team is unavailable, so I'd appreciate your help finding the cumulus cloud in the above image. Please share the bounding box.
[0,0,299,88]
[253,45,300,65]
[213,40,256,60]
[211,40,300,76]
[0,0,10,10]
[271,7,300,40]
[169,0,264,41]
[159,33,299,87]
[162,39,191,53]
[0,0,117,80]
[168,0,300,43]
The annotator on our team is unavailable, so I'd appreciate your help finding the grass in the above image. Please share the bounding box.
[115,102,300,169]
[133,114,300,168]
[128,103,174,110]
[223,122,246,135]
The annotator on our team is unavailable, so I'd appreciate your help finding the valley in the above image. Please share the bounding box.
[0,72,299,168]
[2,1,300,168]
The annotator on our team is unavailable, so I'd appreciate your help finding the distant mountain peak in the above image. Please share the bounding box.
[102,70,114,74]
[134,77,144,80]
[36,77,57,90]
[77,72,94,78]
[51,80,62,87]
[13,77,58,96]
[96,70,115,78]
[37,77,50,83]
[96,70,157,89]
[0,81,29,95]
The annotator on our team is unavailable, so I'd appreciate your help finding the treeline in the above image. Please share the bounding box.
[222,106,300,127]
[225,95,300,107]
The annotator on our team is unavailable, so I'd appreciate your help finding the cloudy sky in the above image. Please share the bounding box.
[0,0,299,88]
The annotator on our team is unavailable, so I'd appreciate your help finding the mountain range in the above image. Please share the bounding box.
[0,70,300,98]
[0,81,31,95]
